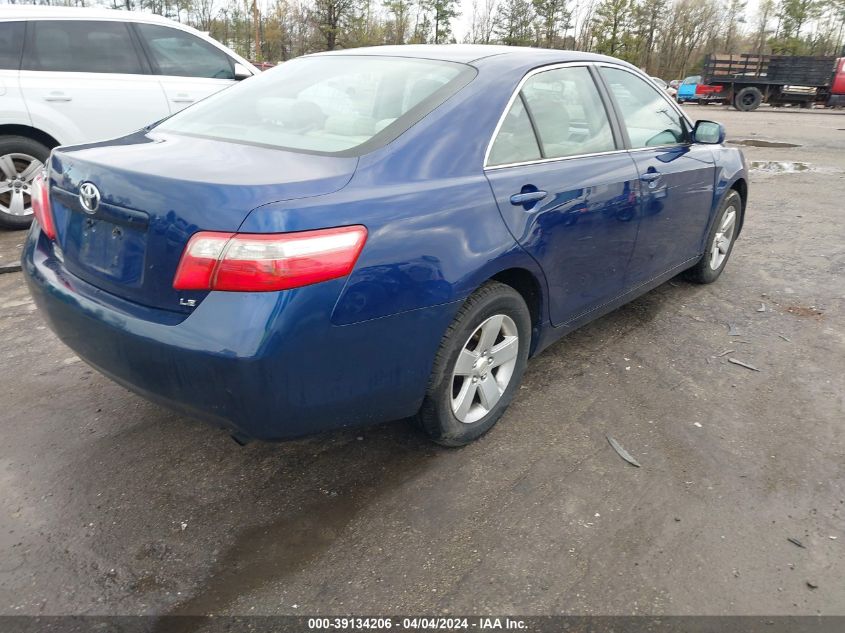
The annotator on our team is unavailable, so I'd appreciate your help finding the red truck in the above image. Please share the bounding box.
[701,53,845,111]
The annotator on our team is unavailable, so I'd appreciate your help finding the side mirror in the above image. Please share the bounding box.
[692,120,726,144]
[233,63,253,80]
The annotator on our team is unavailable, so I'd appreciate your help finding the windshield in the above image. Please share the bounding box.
[156,55,474,155]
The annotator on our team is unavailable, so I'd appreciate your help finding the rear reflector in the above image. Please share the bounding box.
[31,172,56,240]
[173,225,368,292]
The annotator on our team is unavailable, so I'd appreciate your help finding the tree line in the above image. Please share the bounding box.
[11,0,845,80]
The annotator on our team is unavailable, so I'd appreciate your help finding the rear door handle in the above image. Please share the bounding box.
[640,171,662,182]
[44,92,72,102]
[171,94,195,103]
[510,190,548,206]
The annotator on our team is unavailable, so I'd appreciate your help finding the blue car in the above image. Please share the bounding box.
[23,46,748,446]
[677,75,701,102]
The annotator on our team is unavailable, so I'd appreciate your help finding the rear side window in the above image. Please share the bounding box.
[600,67,686,148]
[488,65,616,167]
[136,24,233,79]
[487,95,541,166]
[521,66,615,159]
[22,20,143,74]
[0,22,24,70]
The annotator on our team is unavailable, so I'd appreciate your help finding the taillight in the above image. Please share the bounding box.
[173,225,368,292]
[31,172,56,240]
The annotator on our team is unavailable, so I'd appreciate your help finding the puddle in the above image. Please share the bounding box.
[728,139,800,148]
[750,161,811,174]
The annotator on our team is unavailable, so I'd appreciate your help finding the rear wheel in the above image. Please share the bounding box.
[685,190,741,284]
[734,87,763,111]
[0,136,51,230]
[418,281,531,446]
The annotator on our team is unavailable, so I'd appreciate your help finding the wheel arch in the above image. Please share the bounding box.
[482,265,548,356]
[0,125,61,150]
[728,177,748,235]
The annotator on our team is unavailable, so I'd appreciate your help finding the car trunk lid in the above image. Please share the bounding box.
[48,131,357,313]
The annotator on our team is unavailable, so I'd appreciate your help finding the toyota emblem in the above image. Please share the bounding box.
[78,182,101,214]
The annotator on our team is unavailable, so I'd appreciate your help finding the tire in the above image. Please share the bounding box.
[733,87,763,112]
[418,281,531,446]
[685,190,742,284]
[0,136,52,230]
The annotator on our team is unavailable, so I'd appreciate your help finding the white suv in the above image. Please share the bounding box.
[0,6,257,228]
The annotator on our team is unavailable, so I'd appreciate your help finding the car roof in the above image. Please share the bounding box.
[312,44,636,68]
[0,5,177,25]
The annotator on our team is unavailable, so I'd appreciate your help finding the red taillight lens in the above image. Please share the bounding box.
[31,172,56,240]
[172,232,234,291]
[173,225,368,292]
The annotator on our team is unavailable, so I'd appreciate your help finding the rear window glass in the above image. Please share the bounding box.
[156,56,475,155]
[22,20,143,74]
[0,22,24,70]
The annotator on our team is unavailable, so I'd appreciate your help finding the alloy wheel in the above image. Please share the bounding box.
[0,153,44,219]
[709,205,737,270]
[450,314,519,424]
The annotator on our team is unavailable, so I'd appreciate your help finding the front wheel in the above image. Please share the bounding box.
[685,190,742,284]
[418,281,531,446]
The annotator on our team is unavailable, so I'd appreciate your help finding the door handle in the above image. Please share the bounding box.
[510,190,548,206]
[44,92,72,102]
[171,94,195,103]
[640,171,662,182]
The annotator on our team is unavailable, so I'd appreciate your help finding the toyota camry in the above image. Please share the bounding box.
[23,45,748,446]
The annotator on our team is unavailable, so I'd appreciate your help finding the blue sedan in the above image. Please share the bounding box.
[23,45,748,446]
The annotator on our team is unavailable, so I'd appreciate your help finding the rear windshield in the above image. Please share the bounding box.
[156,55,475,156]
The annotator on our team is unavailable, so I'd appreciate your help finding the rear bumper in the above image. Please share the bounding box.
[23,228,458,441]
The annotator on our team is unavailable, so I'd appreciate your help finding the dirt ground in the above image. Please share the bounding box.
[0,105,843,617]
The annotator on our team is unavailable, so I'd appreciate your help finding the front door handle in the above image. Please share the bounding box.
[640,171,662,182]
[171,94,195,103]
[510,190,548,206]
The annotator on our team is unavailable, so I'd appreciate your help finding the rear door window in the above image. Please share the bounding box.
[136,23,234,79]
[22,20,144,74]
[521,66,616,159]
[488,65,616,166]
[0,22,24,70]
[487,95,541,166]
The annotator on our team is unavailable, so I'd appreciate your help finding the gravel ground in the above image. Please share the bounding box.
[0,105,843,617]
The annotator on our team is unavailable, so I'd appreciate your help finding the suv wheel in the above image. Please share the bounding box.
[0,136,52,230]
